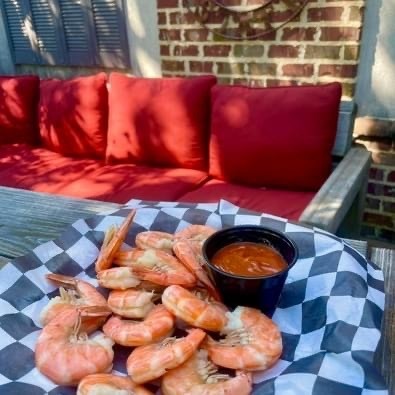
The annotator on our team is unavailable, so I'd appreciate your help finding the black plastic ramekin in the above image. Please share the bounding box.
[202,225,298,317]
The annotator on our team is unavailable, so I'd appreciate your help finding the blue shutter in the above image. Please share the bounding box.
[58,0,97,66]
[91,0,130,68]
[30,0,66,65]
[1,0,38,64]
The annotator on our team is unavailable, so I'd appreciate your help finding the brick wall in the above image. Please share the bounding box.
[354,122,395,244]
[157,0,365,98]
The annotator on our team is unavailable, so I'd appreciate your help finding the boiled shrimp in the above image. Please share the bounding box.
[127,328,206,384]
[175,224,217,244]
[103,304,175,347]
[162,285,228,332]
[77,373,153,395]
[162,350,252,395]
[40,273,107,333]
[173,239,221,301]
[95,209,136,272]
[135,231,174,253]
[35,306,114,385]
[107,288,158,318]
[97,267,142,290]
[204,306,282,371]
[115,248,196,288]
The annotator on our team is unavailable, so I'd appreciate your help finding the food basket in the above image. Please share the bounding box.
[0,200,387,394]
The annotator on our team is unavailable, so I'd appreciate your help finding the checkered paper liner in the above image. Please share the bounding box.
[0,199,387,395]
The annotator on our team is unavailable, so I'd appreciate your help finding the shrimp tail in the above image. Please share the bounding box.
[95,209,136,272]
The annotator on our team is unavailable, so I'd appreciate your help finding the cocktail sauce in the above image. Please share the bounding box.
[211,242,287,277]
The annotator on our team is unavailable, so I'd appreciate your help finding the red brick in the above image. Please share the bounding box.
[308,7,344,21]
[184,29,209,41]
[157,0,179,8]
[319,64,358,78]
[173,45,199,56]
[160,45,170,56]
[282,27,316,41]
[217,62,244,74]
[365,197,381,211]
[266,79,298,87]
[189,61,213,73]
[282,64,314,77]
[159,29,181,41]
[305,45,341,59]
[320,27,361,41]
[162,60,185,72]
[369,167,384,181]
[169,11,195,24]
[363,212,394,228]
[248,63,277,76]
[204,45,232,57]
[271,10,300,23]
[158,12,167,25]
[268,45,299,58]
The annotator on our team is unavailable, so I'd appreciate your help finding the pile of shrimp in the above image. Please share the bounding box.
[35,209,283,395]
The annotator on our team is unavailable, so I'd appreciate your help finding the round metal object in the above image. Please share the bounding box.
[186,0,309,40]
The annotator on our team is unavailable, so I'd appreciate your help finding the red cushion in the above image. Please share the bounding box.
[209,83,342,191]
[39,73,108,158]
[0,144,208,203]
[179,179,315,220]
[106,73,217,170]
[0,75,39,145]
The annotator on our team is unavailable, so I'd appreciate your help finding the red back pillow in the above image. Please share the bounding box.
[0,75,40,145]
[39,73,108,158]
[106,73,217,170]
[209,83,342,191]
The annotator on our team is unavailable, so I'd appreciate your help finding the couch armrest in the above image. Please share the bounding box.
[299,146,371,233]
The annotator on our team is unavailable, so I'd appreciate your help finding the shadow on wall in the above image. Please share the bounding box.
[356,0,395,119]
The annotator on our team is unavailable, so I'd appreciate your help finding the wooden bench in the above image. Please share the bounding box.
[300,101,371,237]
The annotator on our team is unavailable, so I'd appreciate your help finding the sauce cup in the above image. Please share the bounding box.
[202,225,298,317]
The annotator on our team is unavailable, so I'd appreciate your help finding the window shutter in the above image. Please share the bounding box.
[1,0,38,64]
[30,0,66,65]
[58,0,97,66]
[91,0,130,68]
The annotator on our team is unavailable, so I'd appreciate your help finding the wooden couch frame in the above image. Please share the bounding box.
[299,101,371,236]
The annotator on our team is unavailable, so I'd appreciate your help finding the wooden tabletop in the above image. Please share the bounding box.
[0,186,392,392]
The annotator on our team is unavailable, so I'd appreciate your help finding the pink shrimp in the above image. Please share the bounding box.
[107,288,158,318]
[173,239,221,301]
[77,373,154,395]
[127,328,206,384]
[103,304,175,347]
[162,285,228,332]
[97,267,142,290]
[35,306,114,386]
[114,248,197,288]
[174,225,217,244]
[40,274,107,333]
[95,209,136,272]
[135,231,174,253]
[161,350,252,395]
[204,306,283,371]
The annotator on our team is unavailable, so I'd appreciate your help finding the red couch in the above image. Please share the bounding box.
[0,72,344,222]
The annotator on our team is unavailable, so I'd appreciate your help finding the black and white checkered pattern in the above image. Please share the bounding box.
[0,199,387,394]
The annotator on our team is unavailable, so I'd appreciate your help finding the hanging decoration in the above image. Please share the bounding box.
[185,0,309,40]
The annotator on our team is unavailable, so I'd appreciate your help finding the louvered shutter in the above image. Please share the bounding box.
[91,0,130,68]
[1,0,38,64]
[59,0,97,66]
[30,0,66,65]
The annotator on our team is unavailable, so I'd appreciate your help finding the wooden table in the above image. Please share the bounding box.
[0,186,393,392]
